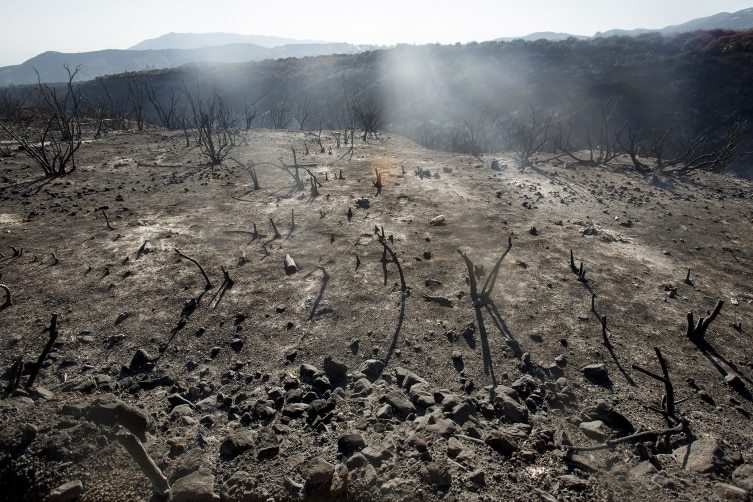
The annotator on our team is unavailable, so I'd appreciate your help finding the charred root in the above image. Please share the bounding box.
[687,300,724,345]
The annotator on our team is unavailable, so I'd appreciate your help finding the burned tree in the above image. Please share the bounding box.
[185,91,240,165]
[0,65,82,177]
[508,106,553,169]
[127,77,146,131]
[351,98,382,141]
[268,101,292,130]
[146,85,179,130]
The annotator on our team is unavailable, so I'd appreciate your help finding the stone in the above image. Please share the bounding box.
[375,404,392,419]
[582,400,634,434]
[330,464,348,498]
[385,390,416,419]
[629,460,658,479]
[352,378,372,396]
[323,356,348,386]
[303,458,335,497]
[673,437,727,473]
[338,434,366,457]
[129,349,151,370]
[420,462,452,489]
[466,469,485,485]
[362,446,391,465]
[715,482,750,501]
[299,364,319,384]
[582,363,611,386]
[230,338,243,352]
[171,448,208,481]
[47,480,83,502]
[426,418,458,437]
[558,474,587,490]
[220,429,255,459]
[733,464,753,492]
[451,401,476,425]
[257,434,280,460]
[429,215,446,226]
[172,467,219,502]
[395,367,427,391]
[493,394,528,423]
[485,432,518,456]
[85,399,150,440]
[360,359,385,382]
[579,420,608,440]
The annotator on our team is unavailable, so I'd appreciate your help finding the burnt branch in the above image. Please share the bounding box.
[0,283,11,308]
[116,432,170,497]
[25,313,59,390]
[175,248,213,290]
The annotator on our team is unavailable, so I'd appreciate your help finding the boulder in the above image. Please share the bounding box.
[172,467,219,502]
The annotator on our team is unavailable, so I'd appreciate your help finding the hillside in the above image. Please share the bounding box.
[62,31,753,177]
[0,129,751,500]
[0,43,369,85]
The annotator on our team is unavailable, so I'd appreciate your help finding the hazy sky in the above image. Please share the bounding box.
[1,0,751,65]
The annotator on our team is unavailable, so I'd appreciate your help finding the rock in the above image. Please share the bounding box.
[346,456,378,496]
[582,363,611,386]
[338,434,366,457]
[172,467,219,502]
[674,437,728,473]
[715,482,750,501]
[420,462,452,489]
[171,448,208,481]
[491,159,501,171]
[511,375,539,398]
[395,367,428,390]
[359,359,384,382]
[85,399,150,440]
[558,474,587,490]
[579,420,608,440]
[257,434,280,460]
[129,348,152,370]
[229,338,243,352]
[220,429,255,459]
[726,373,747,391]
[299,364,319,384]
[47,480,83,502]
[385,390,416,419]
[303,458,335,497]
[465,469,485,485]
[629,460,658,479]
[352,378,372,396]
[362,446,391,465]
[485,432,519,456]
[323,356,348,386]
[429,215,446,226]
[733,464,753,492]
[582,400,634,434]
[330,463,348,498]
[451,401,476,425]
[566,453,598,473]
[493,394,529,423]
[375,404,392,419]
[425,418,458,437]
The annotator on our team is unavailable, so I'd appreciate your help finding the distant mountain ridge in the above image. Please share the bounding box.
[500,7,753,41]
[3,7,753,86]
[129,32,327,50]
[0,42,371,86]
[596,7,753,37]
